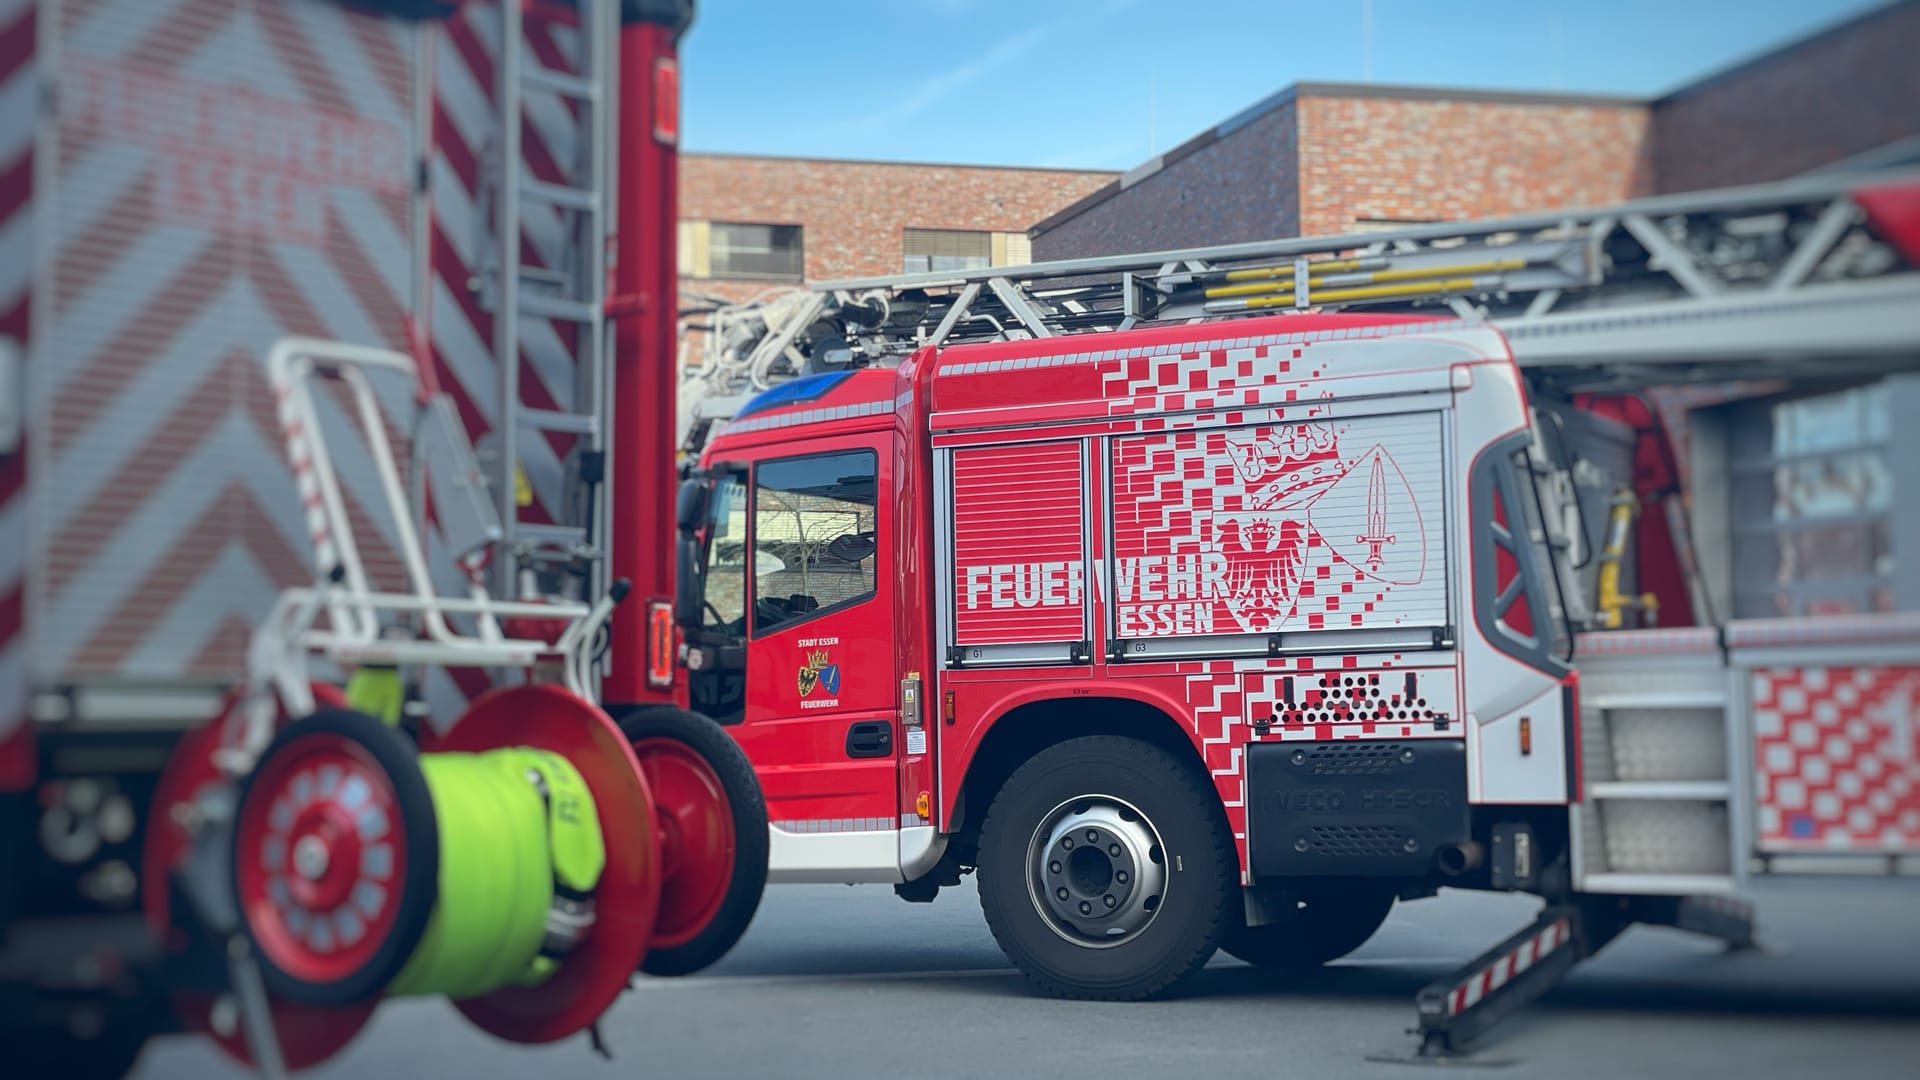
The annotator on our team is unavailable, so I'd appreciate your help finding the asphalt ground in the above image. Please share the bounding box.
[133,875,1920,1079]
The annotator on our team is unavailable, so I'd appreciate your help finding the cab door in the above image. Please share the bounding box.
[732,439,899,835]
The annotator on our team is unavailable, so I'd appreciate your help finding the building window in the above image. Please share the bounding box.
[1728,382,1894,618]
[707,222,804,280]
[903,228,1036,273]
[904,228,991,273]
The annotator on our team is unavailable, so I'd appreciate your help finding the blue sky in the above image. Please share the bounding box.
[679,0,1889,171]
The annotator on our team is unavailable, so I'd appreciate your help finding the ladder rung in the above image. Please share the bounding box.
[522,65,595,100]
[518,293,599,322]
[518,408,598,435]
[523,178,597,212]
[518,266,569,287]
[513,523,590,547]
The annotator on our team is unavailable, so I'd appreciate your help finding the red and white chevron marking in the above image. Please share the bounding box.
[420,1,595,713]
[34,0,420,691]
[427,0,589,534]
[1,0,34,764]
[1447,916,1571,1016]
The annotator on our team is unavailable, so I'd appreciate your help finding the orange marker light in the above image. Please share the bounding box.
[653,58,680,146]
[1519,716,1533,756]
[916,791,932,820]
[646,600,675,689]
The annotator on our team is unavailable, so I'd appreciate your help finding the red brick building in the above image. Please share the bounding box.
[1031,0,1920,259]
[678,154,1114,303]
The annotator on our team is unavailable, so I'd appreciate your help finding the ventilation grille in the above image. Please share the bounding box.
[1275,672,1439,725]
[1307,824,1406,858]
[1304,742,1408,776]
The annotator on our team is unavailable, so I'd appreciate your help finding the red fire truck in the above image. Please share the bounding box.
[4,2,769,1077]
[674,169,1920,1051]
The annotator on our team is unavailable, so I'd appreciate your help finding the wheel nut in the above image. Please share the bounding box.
[1116,870,1129,884]
[1057,887,1069,901]
[1062,837,1074,850]
[1079,901,1092,915]
[1085,829,1099,843]
[1049,860,1062,875]
[1107,843,1121,857]
[1103,894,1117,908]
[293,835,330,881]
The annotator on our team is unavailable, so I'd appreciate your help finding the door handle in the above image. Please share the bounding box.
[845,720,893,759]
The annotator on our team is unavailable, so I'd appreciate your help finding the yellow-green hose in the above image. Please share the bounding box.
[386,748,603,997]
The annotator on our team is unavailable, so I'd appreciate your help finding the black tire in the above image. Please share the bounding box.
[1221,880,1396,969]
[975,735,1236,1001]
[230,708,439,1007]
[617,705,769,977]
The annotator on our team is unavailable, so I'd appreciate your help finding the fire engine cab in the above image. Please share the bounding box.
[677,309,1587,1001]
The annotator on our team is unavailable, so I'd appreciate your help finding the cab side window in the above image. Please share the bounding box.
[751,450,878,636]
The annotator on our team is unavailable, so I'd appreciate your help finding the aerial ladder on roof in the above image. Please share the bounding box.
[677,165,1920,451]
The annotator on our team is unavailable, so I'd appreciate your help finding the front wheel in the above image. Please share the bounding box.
[1221,880,1396,969]
[975,735,1237,1001]
[618,706,769,977]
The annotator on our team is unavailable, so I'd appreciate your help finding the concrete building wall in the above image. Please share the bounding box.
[680,154,1113,302]
[1652,0,1920,194]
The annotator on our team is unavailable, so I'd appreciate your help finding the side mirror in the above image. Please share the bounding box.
[674,531,705,630]
[825,532,876,564]
[675,474,712,533]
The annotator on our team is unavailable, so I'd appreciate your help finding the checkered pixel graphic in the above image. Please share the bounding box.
[1175,656,1460,878]
[1098,340,1333,419]
[1091,330,1477,419]
[1753,665,1920,852]
[928,320,1504,437]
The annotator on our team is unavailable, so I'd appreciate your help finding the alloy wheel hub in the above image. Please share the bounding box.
[1027,795,1167,948]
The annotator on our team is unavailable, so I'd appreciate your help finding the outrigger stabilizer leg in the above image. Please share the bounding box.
[1394,892,1756,1062]
[166,793,295,1080]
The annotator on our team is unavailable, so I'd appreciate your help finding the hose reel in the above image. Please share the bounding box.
[229,684,660,1044]
[145,684,665,1068]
